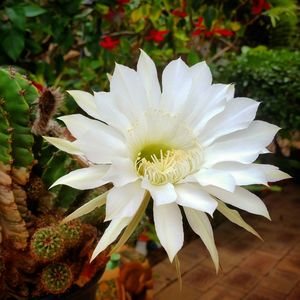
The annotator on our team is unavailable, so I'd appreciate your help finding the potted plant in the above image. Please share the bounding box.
[0,68,109,299]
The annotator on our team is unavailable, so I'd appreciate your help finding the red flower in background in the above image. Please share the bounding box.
[213,28,234,37]
[194,17,205,28]
[192,16,234,38]
[117,0,130,4]
[99,37,120,51]
[171,9,187,18]
[251,0,271,15]
[145,30,169,43]
[192,17,206,36]
[192,29,206,36]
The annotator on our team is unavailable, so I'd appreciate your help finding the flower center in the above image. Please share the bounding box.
[135,144,202,185]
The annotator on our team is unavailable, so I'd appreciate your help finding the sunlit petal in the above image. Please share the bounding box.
[153,202,184,262]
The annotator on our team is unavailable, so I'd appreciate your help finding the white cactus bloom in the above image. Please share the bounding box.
[45,50,290,271]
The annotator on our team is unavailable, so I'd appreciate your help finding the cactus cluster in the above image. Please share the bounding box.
[0,68,109,298]
[30,221,83,262]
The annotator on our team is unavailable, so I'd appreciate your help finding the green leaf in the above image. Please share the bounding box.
[187,51,200,65]
[5,6,26,30]
[2,30,25,61]
[203,6,217,29]
[23,4,47,17]
[95,4,109,14]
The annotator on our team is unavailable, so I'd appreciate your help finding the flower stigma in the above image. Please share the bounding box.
[135,144,203,185]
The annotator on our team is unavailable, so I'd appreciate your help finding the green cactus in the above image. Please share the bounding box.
[0,68,38,170]
[58,220,82,248]
[0,104,12,166]
[0,67,108,298]
[0,68,39,249]
[41,262,73,294]
[30,227,65,262]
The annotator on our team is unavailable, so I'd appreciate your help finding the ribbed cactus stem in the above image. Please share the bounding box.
[0,164,29,249]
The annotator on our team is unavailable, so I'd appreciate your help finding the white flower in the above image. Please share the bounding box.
[45,50,290,271]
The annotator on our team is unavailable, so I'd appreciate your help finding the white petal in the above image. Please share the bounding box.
[199,98,260,146]
[59,114,127,164]
[62,192,108,223]
[217,201,261,239]
[91,217,130,261]
[175,183,217,216]
[189,61,212,93]
[105,181,145,221]
[255,164,291,182]
[104,158,138,187]
[43,136,83,155]
[153,202,183,262]
[94,91,132,131]
[141,180,177,206]
[184,207,219,272]
[111,63,148,114]
[213,162,268,186]
[161,58,192,113]
[204,121,280,166]
[67,90,100,120]
[204,186,270,219]
[193,168,236,192]
[186,84,234,134]
[50,165,110,189]
[137,49,161,107]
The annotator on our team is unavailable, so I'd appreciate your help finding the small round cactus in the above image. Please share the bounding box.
[41,262,73,294]
[58,220,82,248]
[30,227,65,262]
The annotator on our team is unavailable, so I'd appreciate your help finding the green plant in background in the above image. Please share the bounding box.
[215,48,300,134]
[214,47,300,176]
[0,68,108,298]
[1,0,297,91]
[266,0,298,48]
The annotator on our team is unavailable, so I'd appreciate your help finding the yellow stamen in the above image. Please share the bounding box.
[135,146,202,185]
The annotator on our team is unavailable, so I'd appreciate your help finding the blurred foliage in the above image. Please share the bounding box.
[245,0,299,49]
[214,47,300,135]
[0,0,298,92]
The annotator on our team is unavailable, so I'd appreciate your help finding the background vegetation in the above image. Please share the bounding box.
[0,0,299,165]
